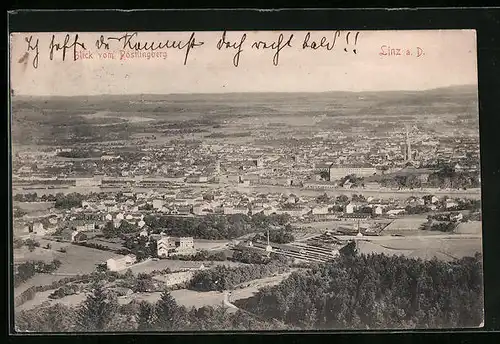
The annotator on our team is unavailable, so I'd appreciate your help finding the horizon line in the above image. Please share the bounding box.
[11,83,478,98]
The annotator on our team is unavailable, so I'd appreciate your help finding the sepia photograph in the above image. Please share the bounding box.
[9,29,483,332]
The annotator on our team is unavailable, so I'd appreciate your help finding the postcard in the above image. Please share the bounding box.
[9,30,483,332]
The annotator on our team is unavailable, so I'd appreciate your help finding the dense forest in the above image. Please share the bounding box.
[189,258,290,292]
[253,228,295,244]
[15,285,292,332]
[15,249,483,332]
[236,253,483,329]
[55,193,85,209]
[420,221,457,233]
[380,167,480,190]
[56,149,101,159]
[144,213,291,240]
[168,250,227,262]
[232,249,272,264]
[14,260,62,287]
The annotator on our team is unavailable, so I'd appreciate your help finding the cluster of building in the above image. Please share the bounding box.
[12,123,480,191]
[13,182,476,245]
[157,236,195,258]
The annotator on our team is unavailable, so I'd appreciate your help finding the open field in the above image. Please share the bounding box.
[382,217,429,233]
[356,236,482,261]
[356,241,414,258]
[14,246,64,264]
[87,238,126,250]
[11,86,478,146]
[14,202,55,212]
[81,111,155,124]
[14,274,69,298]
[38,242,117,274]
[10,86,482,326]
[115,290,226,309]
[230,271,296,302]
[119,271,297,309]
[13,202,56,223]
[20,285,257,312]
[125,259,242,275]
[455,221,482,234]
[292,230,324,242]
[291,219,390,241]
[14,240,117,297]
[16,289,87,312]
[194,239,231,251]
[17,270,298,312]
[296,219,391,231]
[171,290,226,309]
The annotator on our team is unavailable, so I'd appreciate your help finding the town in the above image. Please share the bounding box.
[11,87,483,331]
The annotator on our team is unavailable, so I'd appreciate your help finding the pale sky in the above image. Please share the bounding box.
[10,30,477,96]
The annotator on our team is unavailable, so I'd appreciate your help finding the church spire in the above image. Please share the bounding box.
[406,124,412,162]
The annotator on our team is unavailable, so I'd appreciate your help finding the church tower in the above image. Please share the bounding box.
[215,159,221,175]
[405,124,412,162]
[265,229,273,252]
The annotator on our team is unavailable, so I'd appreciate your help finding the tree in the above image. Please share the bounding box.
[240,252,483,330]
[119,221,137,233]
[125,235,152,261]
[103,221,118,238]
[147,238,158,258]
[154,289,179,331]
[15,262,36,287]
[232,249,268,264]
[203,193,214,201]
[16,303,76,332]
[139,203,154,211]
[319,171,329,180]
[336,195,349,204]
[316,193,330,203]
[50,259,62,270]
[137,301,157,331]
[13,251,484,332]
[75,283,119,332]
[339,241,357,257]
[25,239,40,252]
[134,273,155,293]
[189,262,289,292]
[55,193,83,209]
[255,229,295,244]
[352,194,366,202]
[405,205,430,215]
[74,232,88,242]
[406,175,421,189]
[13,238,24,249]
[123,269,134,280]
[13,208,27,218]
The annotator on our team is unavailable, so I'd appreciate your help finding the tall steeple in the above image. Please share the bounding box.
[405,124,412,162]
[215,159,221,175]
[356,220,363,237]
[265,229,272,253]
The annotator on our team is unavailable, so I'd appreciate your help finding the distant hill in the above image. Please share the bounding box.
[10,84,479,146]
[12,84,477,103]
[422,84,477,95]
